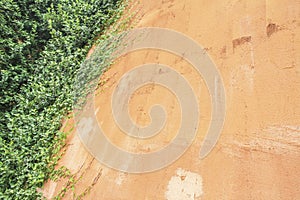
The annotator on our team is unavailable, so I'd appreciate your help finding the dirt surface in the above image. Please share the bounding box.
[42,0,300,199]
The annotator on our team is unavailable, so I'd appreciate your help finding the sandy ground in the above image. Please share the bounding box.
[42,0,300,199]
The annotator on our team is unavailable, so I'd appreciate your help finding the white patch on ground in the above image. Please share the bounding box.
[241,65,255,91]
[115,172,127,185]
[165,168,203,200]
[94,107,100,115]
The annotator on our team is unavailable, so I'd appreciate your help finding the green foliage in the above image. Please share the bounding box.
[0,0,125,199]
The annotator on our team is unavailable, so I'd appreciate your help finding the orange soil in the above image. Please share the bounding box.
[43,0,300,199]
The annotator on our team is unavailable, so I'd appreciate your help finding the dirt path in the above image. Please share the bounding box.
[43,0,300,199]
